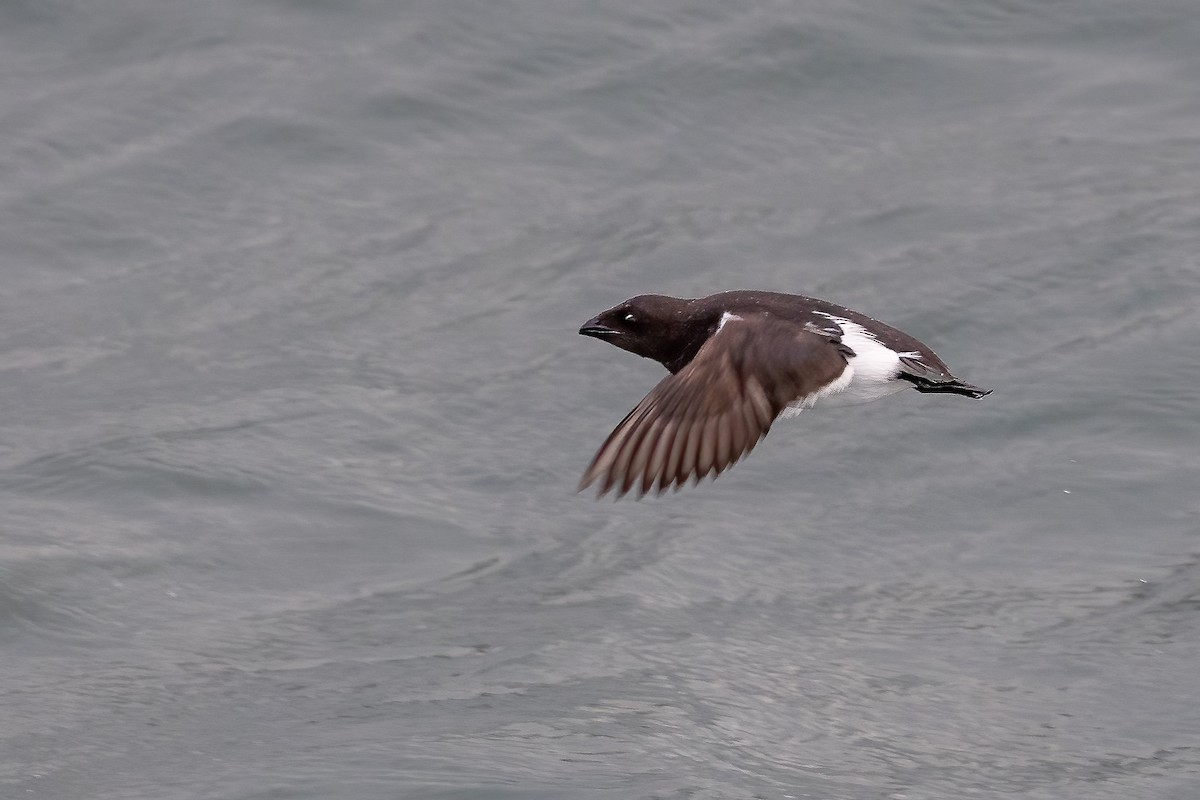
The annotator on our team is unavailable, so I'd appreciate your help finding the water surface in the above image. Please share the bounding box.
[2,1,1199,798]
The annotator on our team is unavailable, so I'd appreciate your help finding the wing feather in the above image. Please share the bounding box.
[580,313,849,497]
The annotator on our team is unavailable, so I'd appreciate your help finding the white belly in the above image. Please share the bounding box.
[782,315,913,417]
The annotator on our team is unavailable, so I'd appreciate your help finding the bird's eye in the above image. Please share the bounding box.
[624,313,636,322]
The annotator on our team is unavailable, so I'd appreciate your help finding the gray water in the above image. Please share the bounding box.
[2,1,1199,798]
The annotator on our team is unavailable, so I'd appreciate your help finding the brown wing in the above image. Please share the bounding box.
[579,313,849,498]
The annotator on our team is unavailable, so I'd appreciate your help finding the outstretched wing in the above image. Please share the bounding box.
[580,313,849,498]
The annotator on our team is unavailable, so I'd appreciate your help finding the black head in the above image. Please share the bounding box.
[579,294,716,372]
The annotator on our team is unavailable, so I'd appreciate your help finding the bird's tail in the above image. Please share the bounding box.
[912,379,992,399]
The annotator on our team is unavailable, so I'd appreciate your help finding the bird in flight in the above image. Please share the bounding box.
[578,291,991,498]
